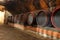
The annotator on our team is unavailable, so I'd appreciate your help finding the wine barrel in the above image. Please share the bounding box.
[14,15,17,23]
[19,14,24,24]
[19,13,29,25]
[27,12,38,26]
[27,13,34,25]
[51,7,60,30]
[7,16,13,23]
[36,10,48,27]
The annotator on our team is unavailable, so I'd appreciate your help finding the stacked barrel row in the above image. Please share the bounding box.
[7,6,60,30]
[7,10,48,26]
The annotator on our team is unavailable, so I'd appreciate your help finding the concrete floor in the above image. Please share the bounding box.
[0,24,40,40]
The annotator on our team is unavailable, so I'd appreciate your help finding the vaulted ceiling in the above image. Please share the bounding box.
[0,0,60,15]
[4,0,48,15]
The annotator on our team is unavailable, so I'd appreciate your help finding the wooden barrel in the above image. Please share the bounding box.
[19,13,29,25]
[19,14,24,24]
[14,15,17,23]
[14,15,20,23]
[27,13,34,25]
[36,10,48,27]
[51,7,60,30]
[7,16,13,23]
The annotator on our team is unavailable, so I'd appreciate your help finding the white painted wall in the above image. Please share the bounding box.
[0,10,5,24]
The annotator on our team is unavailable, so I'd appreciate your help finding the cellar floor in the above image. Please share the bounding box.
[0,24,52,40]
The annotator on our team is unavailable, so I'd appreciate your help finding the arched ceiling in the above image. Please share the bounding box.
[0,0,60,15]
[4,0,47,15]
[5,0,31,15]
